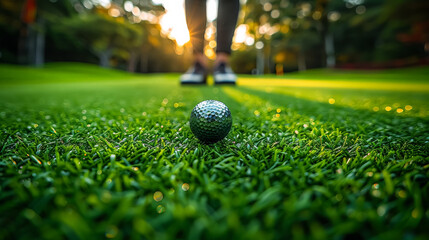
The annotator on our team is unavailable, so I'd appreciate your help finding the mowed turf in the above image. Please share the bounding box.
[0,63,428,240]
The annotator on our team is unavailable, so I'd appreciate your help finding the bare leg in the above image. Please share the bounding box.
[181,0,208,84]
[185,0,207,65]
[216,0,240,64]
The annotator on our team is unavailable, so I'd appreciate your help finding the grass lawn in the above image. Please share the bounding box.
[0,63,428,239]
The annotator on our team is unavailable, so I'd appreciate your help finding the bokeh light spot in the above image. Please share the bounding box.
[397,190,407,198]
[105,225,118,239]
[156,205,166,214]
[108,8,120,17]
[271,9,280,18]
[412,209,420,219]
[182,183,190,191]
[153,191,163,202]
[254,110,260,116]
[356,5,366,15]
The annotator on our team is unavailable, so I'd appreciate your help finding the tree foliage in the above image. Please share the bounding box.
[236,0,429,72]
[1,0,428,72]
[58,12,144,67]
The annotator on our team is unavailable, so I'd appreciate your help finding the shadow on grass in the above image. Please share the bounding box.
[236,87,429,145]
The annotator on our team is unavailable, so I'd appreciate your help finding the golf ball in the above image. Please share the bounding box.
[190,100,232,143]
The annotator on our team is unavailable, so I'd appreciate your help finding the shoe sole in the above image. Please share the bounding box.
[181,79,207,85]
[181,82,207,85]
[180,74,207,85]
[214,81,236,85]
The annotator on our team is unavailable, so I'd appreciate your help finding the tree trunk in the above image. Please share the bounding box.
[28,26,36,65]
[316,0,329,67]
[265,43,271,74]
[18,26,29,64]
[98,49,112,68]
[298,50,306,71]
[35,18,45,67]
[256,48,264,75]
[325,33,335,68]
[140,53,148,73]
[127,49,139,72]
[18,19,45,66]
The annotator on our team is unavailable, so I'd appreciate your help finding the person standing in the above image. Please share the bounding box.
[180,0,240,85]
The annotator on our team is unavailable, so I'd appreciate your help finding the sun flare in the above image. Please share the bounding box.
[157,0,190,46]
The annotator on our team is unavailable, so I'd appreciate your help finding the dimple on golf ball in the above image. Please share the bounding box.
[190,100,232,143]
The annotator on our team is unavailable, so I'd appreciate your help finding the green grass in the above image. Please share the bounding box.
[1,63,428,240]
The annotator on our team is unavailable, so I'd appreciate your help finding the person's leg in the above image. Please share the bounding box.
[185,0,207,63]
[214,0,240,84]
[216,0,240,61]
[181,0,208,84]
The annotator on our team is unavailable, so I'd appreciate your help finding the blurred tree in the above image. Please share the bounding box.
[0,0,23,63]
[58,12,144,68]
[0,0,76,65]
[230,48,257,74]
[329,0,427,66]
[328,0,387,64]
[272,28,321,71]
[3,0,427,72]
[235,0,428,72]
[382,0,429,61]
[241,0,328,72]
[99,0,164,71]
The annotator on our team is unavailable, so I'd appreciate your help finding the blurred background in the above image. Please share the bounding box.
[1,0,428,74]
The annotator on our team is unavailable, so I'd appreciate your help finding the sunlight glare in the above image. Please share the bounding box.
[108,8,120,17]
[124,1,133,12]
[95,0,111,8]
[158,0,190,46]
[234,24,256,46]
[156,0,219,46]
[132,6,141,17]
[207,0,218,22]
[234,24,248,43]
[205,23,216,40]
